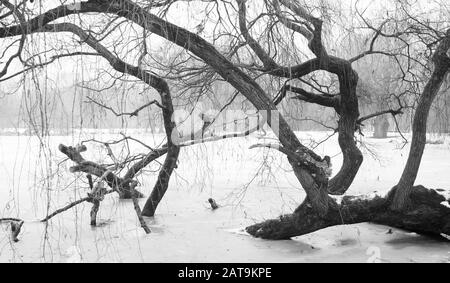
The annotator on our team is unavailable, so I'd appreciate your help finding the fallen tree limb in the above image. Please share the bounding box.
[41,186,151,234]
[246,186,450,240]
[59,144,144,199]
[41,190,115,223]
[129,181,151,234]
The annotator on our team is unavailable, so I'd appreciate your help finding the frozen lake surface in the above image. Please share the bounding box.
[0,130,449,262]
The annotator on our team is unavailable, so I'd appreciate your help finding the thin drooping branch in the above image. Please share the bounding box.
[0,52,101,83]
[86,97,165,117]
[249,143,331,183]
[349,20,390,63]
[0,0,324,164]
[0,0,26,79]
[93,0,330,210]
[31,21,180,216]
[236,0,362,196]
[245,29,450,239]
[237,0,278,70]
[0,0,338,214]
[0,0,346,218]
[278,0,326,58]
[36,23,275,198]
[272,0,313,40]
[123,147,170,181]
[0,0,447,243]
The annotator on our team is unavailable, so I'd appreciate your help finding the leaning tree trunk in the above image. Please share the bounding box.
[392,31,450,211]
[140,85,180,217]
[141,145,180,217]
[247,186,450,240]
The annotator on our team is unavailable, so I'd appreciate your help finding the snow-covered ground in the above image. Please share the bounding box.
[0,130,449,263]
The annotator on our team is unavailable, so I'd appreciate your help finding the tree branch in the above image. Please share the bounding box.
[236,0,278,70]
[287,85,339,109]
[86,97,166,117]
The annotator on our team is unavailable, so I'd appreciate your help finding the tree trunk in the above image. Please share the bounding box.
[247,186,450,240]
[392,31,450,210]
[141,146,180,217]
[327,66,363,195]
[373,115,389,139]
[90,200,100,226]
[141,88,180,217]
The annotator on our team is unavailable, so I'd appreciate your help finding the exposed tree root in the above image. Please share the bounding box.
[246,186,450,240]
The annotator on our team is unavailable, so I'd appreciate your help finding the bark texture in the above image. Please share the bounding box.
[247,186,450,240]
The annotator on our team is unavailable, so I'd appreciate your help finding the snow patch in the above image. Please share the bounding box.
[436,189,450,201]
[332,191,385,205]
[440,234,450,241]
[440,201,450,209]
[224,228,250,236]
[364,191,385,199]
[332,196,344,205]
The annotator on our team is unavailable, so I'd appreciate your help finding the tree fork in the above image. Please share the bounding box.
[58,144,144,199]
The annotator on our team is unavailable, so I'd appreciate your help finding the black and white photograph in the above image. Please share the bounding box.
[0,0,449,266]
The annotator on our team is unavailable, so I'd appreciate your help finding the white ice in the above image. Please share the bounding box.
[0,130,449,263]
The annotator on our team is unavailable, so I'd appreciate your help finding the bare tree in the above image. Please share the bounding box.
[0,0,449,240]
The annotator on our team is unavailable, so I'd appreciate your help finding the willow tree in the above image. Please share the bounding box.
[0,0,449,239]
